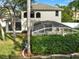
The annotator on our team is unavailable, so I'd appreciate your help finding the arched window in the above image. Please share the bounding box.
[24,11,35,18]
[30,11,34,18]
[36,12,41,18]
[24,12,27,18]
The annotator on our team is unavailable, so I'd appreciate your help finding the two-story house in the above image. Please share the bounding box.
[6,3,62,31]
[6,3,71,35]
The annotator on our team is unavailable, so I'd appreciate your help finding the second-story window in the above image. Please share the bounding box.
[30,11,34,18]
[55,11,59,16]
[24,12,27,18]
[36,12,41,18]
[24,11,34,18]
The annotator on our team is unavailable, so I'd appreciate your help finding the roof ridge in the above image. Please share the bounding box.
[32,3,58,8]
[31,3,63,11]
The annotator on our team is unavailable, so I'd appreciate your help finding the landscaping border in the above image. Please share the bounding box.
[0,53,79,59]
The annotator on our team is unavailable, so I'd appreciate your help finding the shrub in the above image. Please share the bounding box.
[31,34,79,55]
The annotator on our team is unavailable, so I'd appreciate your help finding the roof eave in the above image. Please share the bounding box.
[32,9,63,11]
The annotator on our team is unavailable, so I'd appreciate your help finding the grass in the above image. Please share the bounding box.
[0,33,24,56]
[0,40,14,55]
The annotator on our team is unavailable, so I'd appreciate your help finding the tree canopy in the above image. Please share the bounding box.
[68,0,79,9]
[61,0,79,22]
[61,6,73,22]
[0,0,35,11]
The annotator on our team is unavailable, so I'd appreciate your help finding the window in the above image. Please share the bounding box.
[24,12,27,18]
[24,11,35,18]
[30,11,34,18]
[15,22,21,30]
[36,12,41,18]
[8,22,21,31]
[8,23,13,31]
[55,11,59,16]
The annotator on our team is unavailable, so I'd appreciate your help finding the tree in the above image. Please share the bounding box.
[27,0,32,56]
[5,0,34,57]
[0,0,34,57]
[3,0,35,40]
[0,2,9,40]
[9,0,35,11]
[68,0,79,9]
[55,4,73,22]
[21,0,34,57]
[61,6,73,22]
[0,9,5,40]
[4,0,18,40]
[68,0,79,21]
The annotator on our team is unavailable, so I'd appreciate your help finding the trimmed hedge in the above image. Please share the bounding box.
[31,34,79,55]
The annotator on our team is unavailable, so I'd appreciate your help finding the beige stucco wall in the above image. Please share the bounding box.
[21,11,62,31]
[34,11,61,22]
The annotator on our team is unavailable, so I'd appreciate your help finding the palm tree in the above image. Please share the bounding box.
[22,0,32,57]
[21,0,35,57]
[0,7,8,40]
[2,0,34,57]
[27,0,31,56]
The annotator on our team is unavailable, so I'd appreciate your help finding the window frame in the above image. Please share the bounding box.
[24,12,27,18]
[24,11,35,18]
[36,12,41,18]
[55,10,59,16]
[30,11,34,18]
[8,22,21,31]
[15,22,21,31]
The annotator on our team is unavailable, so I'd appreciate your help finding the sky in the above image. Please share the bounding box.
[35,0,73,6]
[0,0,73,6]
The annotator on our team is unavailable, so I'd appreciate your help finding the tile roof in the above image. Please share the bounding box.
[31,3,63,11]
